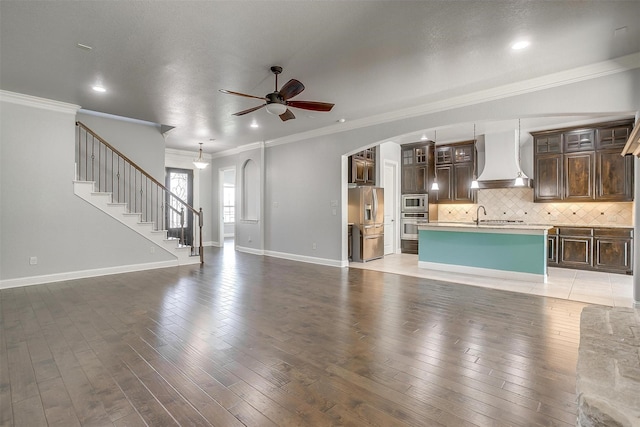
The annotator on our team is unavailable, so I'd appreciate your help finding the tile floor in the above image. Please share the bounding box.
[349,253,637,307]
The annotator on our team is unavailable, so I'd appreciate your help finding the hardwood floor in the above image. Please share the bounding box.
[1,244,588,426]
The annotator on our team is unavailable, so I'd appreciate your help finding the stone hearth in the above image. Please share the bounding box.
[577,306,640,426]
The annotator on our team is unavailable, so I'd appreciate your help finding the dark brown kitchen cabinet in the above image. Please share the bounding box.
[533,119,634,202]
[401,142,433,194]
[434,164,452,201]
[553,226,633,274]
[435,146,453,165]
[349,147,376,185]
[434,142,476,203]
[559,228,593,268]
[597,124,632,150]
[593,228,633,274]
[453,162,474,201]
[535,133,562,154]
[535,154,563,201]
[596,149,634,201]
[564,151,594,200]
[563,129,595,152]
[547,228,558,266]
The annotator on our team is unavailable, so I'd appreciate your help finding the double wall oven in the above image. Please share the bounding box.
[400,194,429,241]
[401,211,429,240]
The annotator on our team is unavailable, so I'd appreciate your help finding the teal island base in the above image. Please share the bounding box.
[418,223,551,283]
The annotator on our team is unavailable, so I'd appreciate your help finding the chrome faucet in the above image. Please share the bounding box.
[475,205,487,225]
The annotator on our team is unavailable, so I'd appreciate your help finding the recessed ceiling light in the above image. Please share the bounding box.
[337,118,346,123]
[92,85,106,93]
[511,40,530,50]
[250,121,259,128]
[77,43,93,51]
[420,134,428,141]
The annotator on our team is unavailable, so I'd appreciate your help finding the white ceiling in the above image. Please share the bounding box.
[1,1,639,154]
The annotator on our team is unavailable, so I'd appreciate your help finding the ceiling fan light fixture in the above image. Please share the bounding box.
[511,40,530,50]
[265,103,287,116]
[193,143,209,169]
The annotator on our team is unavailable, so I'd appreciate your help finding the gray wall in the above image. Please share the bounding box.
[209,145,263,251]
[217,68,640,265]
[1,67,639,284]
[0,97,175,285]
[77,111,166,180]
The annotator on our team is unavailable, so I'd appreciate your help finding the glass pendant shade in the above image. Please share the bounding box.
[514,172,524,186]
[193,144,209,169]
[265,103,287,115]
[431,181,439,191]
[470,180,479,189]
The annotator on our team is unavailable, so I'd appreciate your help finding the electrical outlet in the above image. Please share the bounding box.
[29,256,37,265]
[248,236,252,242]
[150,246,155,254]
[312,243,317,250]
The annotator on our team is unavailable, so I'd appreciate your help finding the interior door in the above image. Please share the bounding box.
[383,162,396,255]
[165,168,194,245]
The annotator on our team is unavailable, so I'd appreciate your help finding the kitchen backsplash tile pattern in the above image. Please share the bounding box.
[436,188,633,225]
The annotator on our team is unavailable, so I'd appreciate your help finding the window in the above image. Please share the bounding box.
[168,170,189,228]
[223,185,235,223]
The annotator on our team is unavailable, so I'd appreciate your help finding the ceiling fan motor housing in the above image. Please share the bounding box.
[266,92,285,105]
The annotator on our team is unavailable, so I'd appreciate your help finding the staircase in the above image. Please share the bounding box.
[74,121,203,265]
[73,181,199,265]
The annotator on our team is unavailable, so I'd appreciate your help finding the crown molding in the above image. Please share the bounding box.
[0,90,80,114]
[210,141,264,159]
[265,52,640,149]
[165,147,211,159]
[169,141,263,161]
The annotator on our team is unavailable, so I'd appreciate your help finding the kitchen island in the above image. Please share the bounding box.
[418,222,552,283]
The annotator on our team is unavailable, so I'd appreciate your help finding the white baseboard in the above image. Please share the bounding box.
[235,245,264,256]
[264,250,344,268]
[418,261,547,283]
[0,260,179,290]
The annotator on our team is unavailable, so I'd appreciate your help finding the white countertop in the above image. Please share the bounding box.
[419,222,552,235]
[423,221,552,230]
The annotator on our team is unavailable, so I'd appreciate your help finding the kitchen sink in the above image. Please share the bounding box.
[479,220,525,225]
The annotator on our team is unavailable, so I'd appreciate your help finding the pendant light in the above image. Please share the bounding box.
[470,124,479,189]
[431,130,439,191]
[514,119,524,186]
[193,143,209,169]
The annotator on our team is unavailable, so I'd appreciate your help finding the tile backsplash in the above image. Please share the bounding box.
[436,188,633,226]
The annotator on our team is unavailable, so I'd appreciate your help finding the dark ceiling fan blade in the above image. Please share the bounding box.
[286,100,334,112]
[279,109,295,121]
[278,79,305,100]
[233,104,266,116]
[219,89,266,101]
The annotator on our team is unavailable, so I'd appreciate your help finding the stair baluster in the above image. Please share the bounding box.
[75,121,203,263]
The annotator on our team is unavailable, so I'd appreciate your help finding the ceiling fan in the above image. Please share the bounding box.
[219,66,334,122]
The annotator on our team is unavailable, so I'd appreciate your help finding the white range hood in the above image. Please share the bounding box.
[477,129,530,188]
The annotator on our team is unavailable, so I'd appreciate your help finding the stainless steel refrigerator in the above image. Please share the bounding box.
[348,186,384,262]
